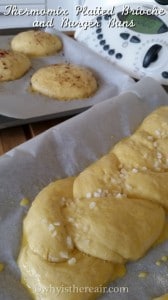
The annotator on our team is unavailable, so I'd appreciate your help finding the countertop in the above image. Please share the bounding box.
[0,115,74,155]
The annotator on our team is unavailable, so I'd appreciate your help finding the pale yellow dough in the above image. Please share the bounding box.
[74,106,168,210]
[18,244,125,300]
[18,177,125,300]
[139,106,168,137]
[65,197,165,262]
[153,294,168,300]
[112,109,168,210]
[23,177,75,262]
[30,64,98,100]
[18,106,168,300]
[125,171,168,210]
[73,152,121,200]
[0,49,31,81]
[11,30,62,57]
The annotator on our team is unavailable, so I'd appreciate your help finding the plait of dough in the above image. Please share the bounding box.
[23,177,75,262]
[73,152,122,200]
[18,177,125,300]
[153,294,168,300]
[74,106,168,210]
[11,30,62,57]
[124,171,168,211]
[138,106,168,138]
[112,107,168,210]
[30,63,98,100]
[18,244,125,300]
[17,106,168,300]
[64,196,165,263]
[0,49,31,81]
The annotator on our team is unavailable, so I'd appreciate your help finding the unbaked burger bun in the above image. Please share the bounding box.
[0,49,31,81]
[30,63,98,100]
[11,30,62,57]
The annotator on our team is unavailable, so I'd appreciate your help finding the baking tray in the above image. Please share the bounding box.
[0,27,134,129]
[0,77,168,300]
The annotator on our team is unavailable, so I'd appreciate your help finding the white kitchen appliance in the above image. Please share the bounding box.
[75,0,168,85]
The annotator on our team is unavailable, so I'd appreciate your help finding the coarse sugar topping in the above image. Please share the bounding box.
[68,257,76,265]
[66,236,73,249]
[89,201,96,209]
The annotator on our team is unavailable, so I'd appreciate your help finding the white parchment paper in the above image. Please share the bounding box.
[0,77,168,300]
[0,29,134,119]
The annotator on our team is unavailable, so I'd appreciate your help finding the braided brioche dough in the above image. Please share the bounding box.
[23,177,75,262]
[18,106,168,299]
[30,64,98,100]
[139,106,168,137]
[74,106,168,211]
[71,107,168,263]
[153,295,168,300]
[18,244,125,300]
[11,30,62,57]
[112,107,168,210]
[73,152,121,200]
[65,196,165,263]
[18,177,125,300]
[0,49,31,81]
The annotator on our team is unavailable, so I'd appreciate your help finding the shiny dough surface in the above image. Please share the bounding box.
[65,196,165,262]
[74,106,168,210]
[18,177,125,300]
[18,244,125,300]
[153,295,168,300]
[18,106,168,300]
[23,177,75,263]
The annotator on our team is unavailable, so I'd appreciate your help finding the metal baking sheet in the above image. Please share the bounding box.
[0,27,134,128]
[0,77,168,300]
